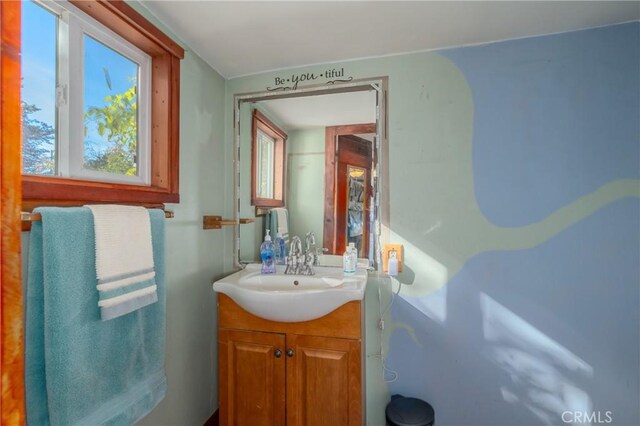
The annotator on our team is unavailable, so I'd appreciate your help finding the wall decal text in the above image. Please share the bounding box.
[267,68,353,91]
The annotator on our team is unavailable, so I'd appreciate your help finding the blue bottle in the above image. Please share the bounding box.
[274,232,287,265]
[260,229,276,274]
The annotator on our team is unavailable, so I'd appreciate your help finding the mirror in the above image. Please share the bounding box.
[233,80,386,269]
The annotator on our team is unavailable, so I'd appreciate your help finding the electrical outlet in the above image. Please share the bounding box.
[382,243,403,273]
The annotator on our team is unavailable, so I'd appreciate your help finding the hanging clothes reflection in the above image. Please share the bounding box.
[347,166,366,255]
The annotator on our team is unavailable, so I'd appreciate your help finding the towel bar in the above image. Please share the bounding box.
[203,216,237,230]
[202,216,256,229]
[22,210,175,222]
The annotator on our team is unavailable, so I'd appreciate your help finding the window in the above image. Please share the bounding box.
[251,110,286,208]
[22,1,151,185]
[256,128,275,199]
[81,35,149,183]
[21,1,56,176]
[21,0,184,205]
[22,0,150,185]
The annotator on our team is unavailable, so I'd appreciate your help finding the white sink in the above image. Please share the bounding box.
[213,264,367,322]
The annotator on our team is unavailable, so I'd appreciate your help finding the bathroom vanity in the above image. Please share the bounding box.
[214,264,367,426]
[217,79,387,425]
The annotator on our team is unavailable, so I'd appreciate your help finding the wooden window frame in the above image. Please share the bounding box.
[22,0,185,206]
[251,110,287,209]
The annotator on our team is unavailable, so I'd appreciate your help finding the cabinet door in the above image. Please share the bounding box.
[286,334,362,426]
[219,329,286,426]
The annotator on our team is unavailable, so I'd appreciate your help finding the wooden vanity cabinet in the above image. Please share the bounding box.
[219,329,286,426]
[217,294,363,426]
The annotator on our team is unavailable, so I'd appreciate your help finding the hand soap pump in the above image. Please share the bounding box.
[261,229,276,274]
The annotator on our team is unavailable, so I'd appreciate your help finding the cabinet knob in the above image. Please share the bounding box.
[286,348,294,358]
[274,349,282,358]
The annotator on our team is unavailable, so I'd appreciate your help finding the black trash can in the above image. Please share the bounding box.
[386,394,435,426]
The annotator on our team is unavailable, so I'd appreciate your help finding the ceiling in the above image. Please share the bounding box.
[140,1,639,79]
[256,90,377,130]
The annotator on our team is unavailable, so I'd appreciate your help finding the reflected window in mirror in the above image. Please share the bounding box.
[251,110,287,208]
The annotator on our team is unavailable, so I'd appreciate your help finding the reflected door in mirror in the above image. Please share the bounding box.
[335,135,372,257]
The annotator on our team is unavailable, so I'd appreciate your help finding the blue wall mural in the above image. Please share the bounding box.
[387,23,640,426]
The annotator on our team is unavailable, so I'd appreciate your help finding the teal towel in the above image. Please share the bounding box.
[25,207,167,426]
[266,208,290,244]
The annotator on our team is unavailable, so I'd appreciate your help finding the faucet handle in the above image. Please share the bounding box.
[305,232,316,251]
[290,235,301,255]
[312,247,327,266]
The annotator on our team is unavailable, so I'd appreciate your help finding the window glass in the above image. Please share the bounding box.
[83,35,139,176]
[21,0,57,175]
[256,129,275,199]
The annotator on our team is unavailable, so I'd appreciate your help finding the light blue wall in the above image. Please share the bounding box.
[388,23,640,425]
[124,3,232,425]
[446,24,640,227]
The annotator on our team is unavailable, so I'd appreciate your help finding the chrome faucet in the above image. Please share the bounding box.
[285,234,317,275]
[300,232,316,275]
[305,232,328,267]
[290,236,302,257]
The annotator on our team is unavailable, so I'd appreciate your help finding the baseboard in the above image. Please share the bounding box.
[203,409,218,426]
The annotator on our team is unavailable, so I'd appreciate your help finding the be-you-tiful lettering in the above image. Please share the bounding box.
[269,68,351,91]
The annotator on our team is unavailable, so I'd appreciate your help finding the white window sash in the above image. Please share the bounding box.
[34,0,152,186]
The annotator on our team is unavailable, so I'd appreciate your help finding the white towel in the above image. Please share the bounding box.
[85,205,158,320]
[273,208,289,238]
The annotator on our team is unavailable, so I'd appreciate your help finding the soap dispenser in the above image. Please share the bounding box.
[261,229,276,274]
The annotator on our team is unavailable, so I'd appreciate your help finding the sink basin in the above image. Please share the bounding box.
[213,264,367,322]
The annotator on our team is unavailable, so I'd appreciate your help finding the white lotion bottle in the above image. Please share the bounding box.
[388,249,399,277]
[343,245,355,275]
[348,242,358,269]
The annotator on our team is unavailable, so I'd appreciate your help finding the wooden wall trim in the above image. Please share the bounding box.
[69,0,184,59]
[1,0,26,423]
